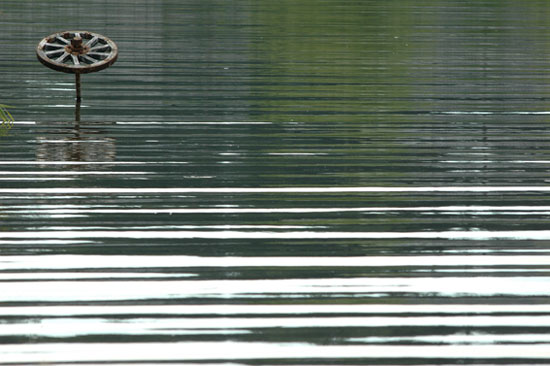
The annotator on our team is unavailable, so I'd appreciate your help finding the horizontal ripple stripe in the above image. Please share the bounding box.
[1,279,548,300]
[0,343,549,362]
[1,186,550,194]
[3,317,550,336]
[3,230,550,240]
[1,304,550,316]
[7,205,550,214]
[2,254,549,269]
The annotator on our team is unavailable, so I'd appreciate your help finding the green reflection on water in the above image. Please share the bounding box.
[3,1,550,122]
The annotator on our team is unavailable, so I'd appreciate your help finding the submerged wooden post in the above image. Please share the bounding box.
[75,72,81,101]
[75,97,81,122]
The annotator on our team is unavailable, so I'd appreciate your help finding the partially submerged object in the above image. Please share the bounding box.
[36,31,118,101]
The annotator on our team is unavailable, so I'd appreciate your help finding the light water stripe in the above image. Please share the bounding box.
[0,178,74,181]
[116,121,272,125]
[1,278,548,301]
[10,121,36,124]
[1,255,549,269]
[39,225,322,230]
[1,304,549,316]
[2,230,550,240]
[1,277,548,300]
[350,334,550,344]
[0,161,187,165]
[0,343,548,362]
[438,111,550,115]
[3,317,550,337]
[8,205,550,214]
[0,272,196,280]
[444,160,550,164]
[0,171,151,175]
[1,186,550,194]
[36,139,112,143]
[0,240,92,245]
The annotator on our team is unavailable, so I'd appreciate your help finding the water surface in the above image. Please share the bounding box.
[2,1,550,364]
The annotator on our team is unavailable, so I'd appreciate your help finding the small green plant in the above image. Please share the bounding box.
[0,104,14,136]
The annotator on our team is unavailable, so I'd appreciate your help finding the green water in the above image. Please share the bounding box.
[2,1,550,364]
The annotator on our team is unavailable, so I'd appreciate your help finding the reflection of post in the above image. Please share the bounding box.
[36,123,116,163]
[75,72,82,102]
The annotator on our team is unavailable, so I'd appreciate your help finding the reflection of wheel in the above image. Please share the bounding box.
[36,31,118,74]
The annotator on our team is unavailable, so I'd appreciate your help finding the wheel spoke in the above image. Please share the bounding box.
[71,55,80,65]
[45,49,64,56]
[55,36,70,44]
[85,36,99,47]
[44,42,65,48]
[55,52,70,63]
[88,52,112,58]
[90,44,110,52]
[82,55,99,64]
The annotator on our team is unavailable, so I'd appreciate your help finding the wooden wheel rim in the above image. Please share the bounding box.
[36,31,118,74]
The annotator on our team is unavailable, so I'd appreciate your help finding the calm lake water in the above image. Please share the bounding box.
[2,0,550,364]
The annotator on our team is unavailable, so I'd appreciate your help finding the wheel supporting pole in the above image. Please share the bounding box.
[75,72,82,101]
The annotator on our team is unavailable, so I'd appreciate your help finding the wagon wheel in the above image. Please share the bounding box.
[36,31,118,74]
